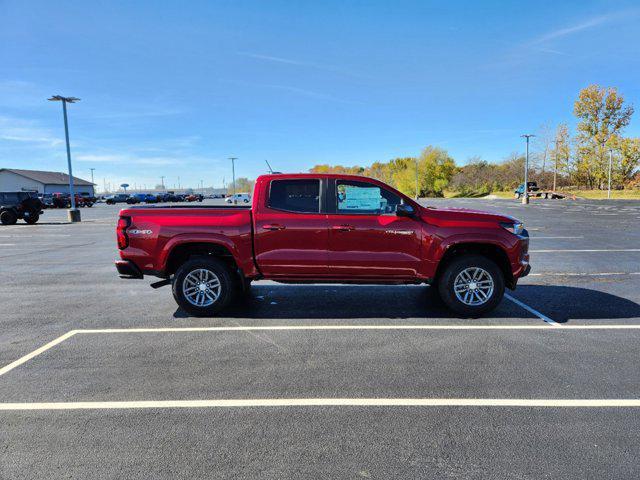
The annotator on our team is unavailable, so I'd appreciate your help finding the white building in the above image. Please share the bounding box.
[0,168,95,195]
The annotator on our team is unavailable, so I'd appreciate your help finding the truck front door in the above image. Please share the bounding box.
[326,179,423,279]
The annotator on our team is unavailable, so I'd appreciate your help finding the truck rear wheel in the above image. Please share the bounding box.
[1,210,18,225]
[437,254,504,318]
[172,257,235,316]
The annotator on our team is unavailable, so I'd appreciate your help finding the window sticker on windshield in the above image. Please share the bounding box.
[338,185,381,210]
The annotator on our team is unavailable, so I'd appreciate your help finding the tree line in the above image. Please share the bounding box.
[310,85,640,197]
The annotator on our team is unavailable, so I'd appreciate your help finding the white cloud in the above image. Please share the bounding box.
[75,153,184,166]
[527,9,640,47]
[237,52,366,79]
[0,116,62,147]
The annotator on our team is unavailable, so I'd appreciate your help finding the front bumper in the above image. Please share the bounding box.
[115,259,143,279]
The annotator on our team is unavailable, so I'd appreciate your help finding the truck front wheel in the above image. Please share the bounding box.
[172,257,236,316]
[24,212,40,224]
[437,254,505,317]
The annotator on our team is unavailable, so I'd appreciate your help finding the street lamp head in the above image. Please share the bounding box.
[521,134,536,139]
[48,95,81,103]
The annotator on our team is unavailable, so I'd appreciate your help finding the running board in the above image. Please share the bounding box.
[150,278,172,289]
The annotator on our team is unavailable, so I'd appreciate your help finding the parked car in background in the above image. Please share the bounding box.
[78,192,97,207]
[225,193,251,204]
[0,191,43,225]
[514,182,540,199]
[128,193,159,204]
[38,193,54,209]
[51,192,71,208]
[105,194,131,205]
[185,194,203,202]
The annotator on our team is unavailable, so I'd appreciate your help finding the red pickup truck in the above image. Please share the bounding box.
[116,174,529,317]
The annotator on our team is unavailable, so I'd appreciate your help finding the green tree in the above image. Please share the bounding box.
[573,85,634,188]
[393,147,455,197]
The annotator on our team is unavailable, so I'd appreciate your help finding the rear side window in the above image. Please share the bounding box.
[269,179,320,213]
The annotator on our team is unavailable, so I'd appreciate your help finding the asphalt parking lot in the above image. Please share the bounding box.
[1,198,640,479]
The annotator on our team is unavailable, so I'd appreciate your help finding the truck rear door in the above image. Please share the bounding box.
[253,178,329,277]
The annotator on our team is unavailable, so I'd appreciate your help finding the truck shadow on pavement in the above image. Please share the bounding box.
[173,284,640,322]
[508,285,640,323]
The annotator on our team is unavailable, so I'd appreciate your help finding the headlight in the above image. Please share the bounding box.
[500,222,524,235]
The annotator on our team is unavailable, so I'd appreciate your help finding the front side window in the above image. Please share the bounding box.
[336,180,402,214]
[269,179,320,213]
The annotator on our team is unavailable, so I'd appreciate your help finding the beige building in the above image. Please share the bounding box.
[0,168,95,195]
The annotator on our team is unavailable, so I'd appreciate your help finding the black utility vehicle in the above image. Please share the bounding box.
[0,191,44,225]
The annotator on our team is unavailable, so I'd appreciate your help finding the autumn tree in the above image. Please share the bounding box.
[549,123,572,189]
[573,85,634,188]
[392,147,455,197]
[613,137,640,185]
[230,177,254,194]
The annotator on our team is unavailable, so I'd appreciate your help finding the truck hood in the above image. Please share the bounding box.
[420,206,520,227]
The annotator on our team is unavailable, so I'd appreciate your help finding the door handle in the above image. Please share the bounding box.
[262,224,286,231]
[331,224,355,232]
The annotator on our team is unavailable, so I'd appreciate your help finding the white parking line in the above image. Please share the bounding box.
[0,331,77,377]
[531,249,640,253]
[6,323,640,378]
[1,398,639,411]
[530,236,584,239]
[528,272,636,277]
[504,294,558,325]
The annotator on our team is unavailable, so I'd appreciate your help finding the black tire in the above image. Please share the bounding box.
[0,210,18,225]
[172,257,236,316]
[437,254,505,318]
[514,192,521,199]
[24,212,39,224]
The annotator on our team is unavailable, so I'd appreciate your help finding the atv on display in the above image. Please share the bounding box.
[0,191,44,225]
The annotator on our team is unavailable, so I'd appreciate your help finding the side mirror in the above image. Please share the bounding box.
[396,203,415,217]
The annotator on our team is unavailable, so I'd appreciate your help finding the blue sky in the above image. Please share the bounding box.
[1,0,639,191]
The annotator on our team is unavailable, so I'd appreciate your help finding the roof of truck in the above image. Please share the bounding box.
[256,173,382,181]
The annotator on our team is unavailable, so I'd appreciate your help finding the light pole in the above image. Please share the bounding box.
[160,176,165,190]
[552,141,558,192]
[229,157,237,203]
[521,134,535,205]
[90,168,95,192]
[48,95,81,222]
[607,148,613,199]
[414,158,419,201]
